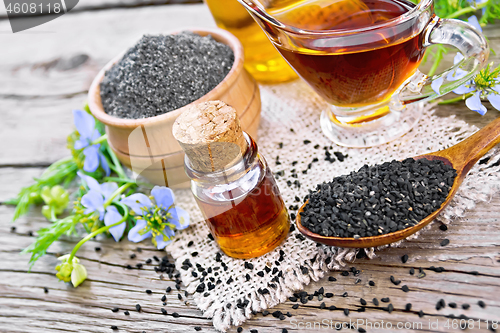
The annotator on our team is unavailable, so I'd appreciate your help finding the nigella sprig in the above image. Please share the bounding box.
[438,61,500,114]
[121,187,190,249]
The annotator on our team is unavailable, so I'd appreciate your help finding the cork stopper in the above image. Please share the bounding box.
[172,100,248,173]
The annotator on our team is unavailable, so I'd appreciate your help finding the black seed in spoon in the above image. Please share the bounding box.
[300,159,456,238]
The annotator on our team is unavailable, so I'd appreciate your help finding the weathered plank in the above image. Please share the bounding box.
[0,0,203,19]
[1,4,499,333]
[1,191,499,333]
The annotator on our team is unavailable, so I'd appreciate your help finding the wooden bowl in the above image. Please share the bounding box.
[88,27,261,187]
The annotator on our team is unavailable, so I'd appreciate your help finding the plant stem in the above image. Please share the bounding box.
[438,93,474,104]
[103,183,134,208]
[68,204,129,262]
[104,177,153,188]
[446,2,488,19]
[428,48,445,77]
[50,207,57,222]
[105,144,127,179]
[91,134,108,146]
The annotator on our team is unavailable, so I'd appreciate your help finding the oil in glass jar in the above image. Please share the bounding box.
[173,100,290,258]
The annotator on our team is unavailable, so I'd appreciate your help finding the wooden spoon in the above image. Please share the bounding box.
[297,116,500,248]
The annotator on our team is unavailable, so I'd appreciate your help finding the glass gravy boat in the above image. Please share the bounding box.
[238,0,489,147]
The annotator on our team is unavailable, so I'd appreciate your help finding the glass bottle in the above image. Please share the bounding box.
[185,133,290,258]
[204,0,297,84]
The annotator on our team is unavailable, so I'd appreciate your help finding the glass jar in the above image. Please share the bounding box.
[204,0,297,84]
[185,133,290,258]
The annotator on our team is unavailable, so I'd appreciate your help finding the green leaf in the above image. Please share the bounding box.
[22,215,80,269]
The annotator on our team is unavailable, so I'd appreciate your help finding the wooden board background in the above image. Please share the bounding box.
[0,3,499,333]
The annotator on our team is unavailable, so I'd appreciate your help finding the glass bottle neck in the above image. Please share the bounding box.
[184,132,261,186]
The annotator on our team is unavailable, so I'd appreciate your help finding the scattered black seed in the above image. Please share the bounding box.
[360,298,367,306]
[145,258,152,264]
[440,239,450,246]
[292,304,299,309]
[112,307,119,313]
[153,255,160,262]
[136,263,143,269]
[325,293,334,298]
[387,304,394,313]
[28,231,33,236]
[359,328,366,333]
[101,32,234,119]
[329,305,337,311]
[194,327,201,331]
[135,304,141,312]
[178,294,183,300]
[262,310,269,316]
[368,281,375,286]
[208,234,214,241]
[401,285,409,292]
[405,303,412,311]
[257,271,264,277]
[111,325,118,330]
[439,224,448,231]
[329,277,337,282]
[172,312,180,318]
[191,252,199,257]
[478,300,486,308]
[161,308,167,315]
[283,329,288,333]
[381,297,390,303]
[94,246,101,251]
[449,302,457,308]
[303,140,311,145]
[318,287,324,294]
[355,278,362,284]
[343,308,349,316]
[130,254,136,259]
[176,284,181,290]
[166,287,172,293]
[237,328,243,333]
[301,159,456,238]
[373,298,379,306]
[161,295,167,302]
[418,310,424,317]
[462,303,470,310]
[409,268,415,275]
[320,302,326,309]
[390,276,401,285]
[250,330,258,333]
[124,311,130,315]
[436,299,446,310]
[146,289,152,294]
[402,254,409,263]
[342,292,348,297]
[43,287,49,293]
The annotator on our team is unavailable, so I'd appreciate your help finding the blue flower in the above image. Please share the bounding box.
[78,172,125,241]
[73,110,110,175]
[121,186,190,249]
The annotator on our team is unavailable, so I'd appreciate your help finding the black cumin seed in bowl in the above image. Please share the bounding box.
[100,32,234,119]
[299,158,457,239]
